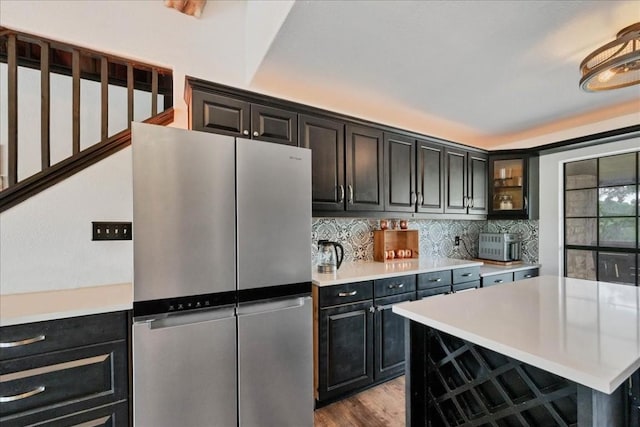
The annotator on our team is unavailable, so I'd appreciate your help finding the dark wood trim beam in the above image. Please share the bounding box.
[40,41,50,169]
[7,33,18,186]
[0,108,174,213]
[127,64,134,127]
[151,68,158,116]
[72,49,80,155]
[101,57,108,141]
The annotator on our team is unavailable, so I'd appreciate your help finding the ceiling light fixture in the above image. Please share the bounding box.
[580,22,640,92]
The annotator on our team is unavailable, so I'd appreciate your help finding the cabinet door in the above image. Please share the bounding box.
[468,153,488,215]
[374,292,415,381]
[299,114,345,212]
[345,125,384,211]
[444,148,468,214]
[318,300,374,401]
[251,104,298,146]
[488,154,538,219]
[416,140,445,213]
[384,133,415,212]
[191,90,250,137]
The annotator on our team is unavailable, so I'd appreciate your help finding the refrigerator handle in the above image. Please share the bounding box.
[238,296,309,316]
[136,306,236,330]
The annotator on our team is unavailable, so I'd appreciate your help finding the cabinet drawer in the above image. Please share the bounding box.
[514,268,539,281]
[417,270,452,290]
[0,341,127,423]
[452,267,481,284]
[319,281,373,307]
[4,400,128,427]
[453,281,480,292]
[0,312,127,361]
[417,286,451,299]
[483,272,514,287]
[374,275,416,298]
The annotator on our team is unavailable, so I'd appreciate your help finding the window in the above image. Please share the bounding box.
[564,152,639,285]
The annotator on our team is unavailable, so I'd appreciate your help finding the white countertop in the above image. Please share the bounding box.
[312,258,483,286]
[0,283,133,327]
[393,276,640,394]
[480,263,540,277]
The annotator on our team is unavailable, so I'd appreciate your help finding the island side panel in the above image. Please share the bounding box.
[406,322,608,426]
[405,319,428,426]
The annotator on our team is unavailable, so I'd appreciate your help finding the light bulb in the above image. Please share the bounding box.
[597,68,616,83]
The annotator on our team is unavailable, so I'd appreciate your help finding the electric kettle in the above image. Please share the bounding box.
[317,240,344,273]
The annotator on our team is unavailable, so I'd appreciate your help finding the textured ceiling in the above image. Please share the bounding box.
[250,0,640,148]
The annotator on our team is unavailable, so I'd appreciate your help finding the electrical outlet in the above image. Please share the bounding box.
[455,236,460,246]
[92,222,132,241]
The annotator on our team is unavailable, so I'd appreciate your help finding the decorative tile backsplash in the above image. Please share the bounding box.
[312,218,539,264]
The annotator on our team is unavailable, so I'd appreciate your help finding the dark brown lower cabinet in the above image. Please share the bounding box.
[316,280,415,404]
[0,312,129,427]
[374,292,415,381]
[318,300,374,402]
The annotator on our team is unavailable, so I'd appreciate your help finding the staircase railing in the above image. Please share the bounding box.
[0,27,174,212]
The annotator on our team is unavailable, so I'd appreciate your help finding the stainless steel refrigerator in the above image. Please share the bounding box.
[131,123,313,427]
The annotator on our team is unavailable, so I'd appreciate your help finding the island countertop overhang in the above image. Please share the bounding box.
[393,275,640,394]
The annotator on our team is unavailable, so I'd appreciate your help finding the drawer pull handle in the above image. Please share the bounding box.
[461,273,473,277]
[494,279,504,284]
[429,278,442,283]
[0,386,45,403]
[524,274,532,278]
[338,291,357,297]
[0,335,45,348]
[388,284,404,289]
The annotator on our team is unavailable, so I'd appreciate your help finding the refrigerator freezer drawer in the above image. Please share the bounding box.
[133,310,237,427]
[238,296,313,426]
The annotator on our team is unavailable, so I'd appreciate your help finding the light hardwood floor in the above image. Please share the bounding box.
[314,376,405,427]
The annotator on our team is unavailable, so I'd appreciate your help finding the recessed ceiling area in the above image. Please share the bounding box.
[249,0,640,149]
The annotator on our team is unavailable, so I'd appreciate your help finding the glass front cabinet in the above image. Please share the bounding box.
[488,152,539,219]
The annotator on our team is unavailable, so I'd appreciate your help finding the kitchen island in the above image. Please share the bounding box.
[393,276,640,426]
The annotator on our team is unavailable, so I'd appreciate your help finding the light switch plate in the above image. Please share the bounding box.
[92,222,132,241]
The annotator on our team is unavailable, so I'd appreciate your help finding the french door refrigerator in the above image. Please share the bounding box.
[131,123,312,427]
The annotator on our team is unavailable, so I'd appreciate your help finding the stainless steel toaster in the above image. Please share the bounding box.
[478,233,522,262]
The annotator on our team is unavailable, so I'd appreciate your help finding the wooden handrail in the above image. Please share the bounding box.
[0,27,174,209]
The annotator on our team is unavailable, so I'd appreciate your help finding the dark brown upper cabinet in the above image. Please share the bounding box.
[384,133,416,213]
[251,104,297,146]
[346,125,384,211]
[190,90,297,146]
[299,114,345,211]
[468,153,488,215]
[416,140,445,214]
[488,152,539,219]
[445,148,488,215]
[191,90,250,137]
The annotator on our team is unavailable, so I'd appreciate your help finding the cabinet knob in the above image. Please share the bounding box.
[429,278,442,283]
[253,131,259,137]
[243,130,249,136]
[494,279,504,284]
[369,306,376,313]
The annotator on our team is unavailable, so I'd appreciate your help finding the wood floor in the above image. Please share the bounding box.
[314,376,405,427]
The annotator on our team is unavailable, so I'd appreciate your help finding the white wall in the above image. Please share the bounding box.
[538,135,640,276]
[0,148,133,294]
